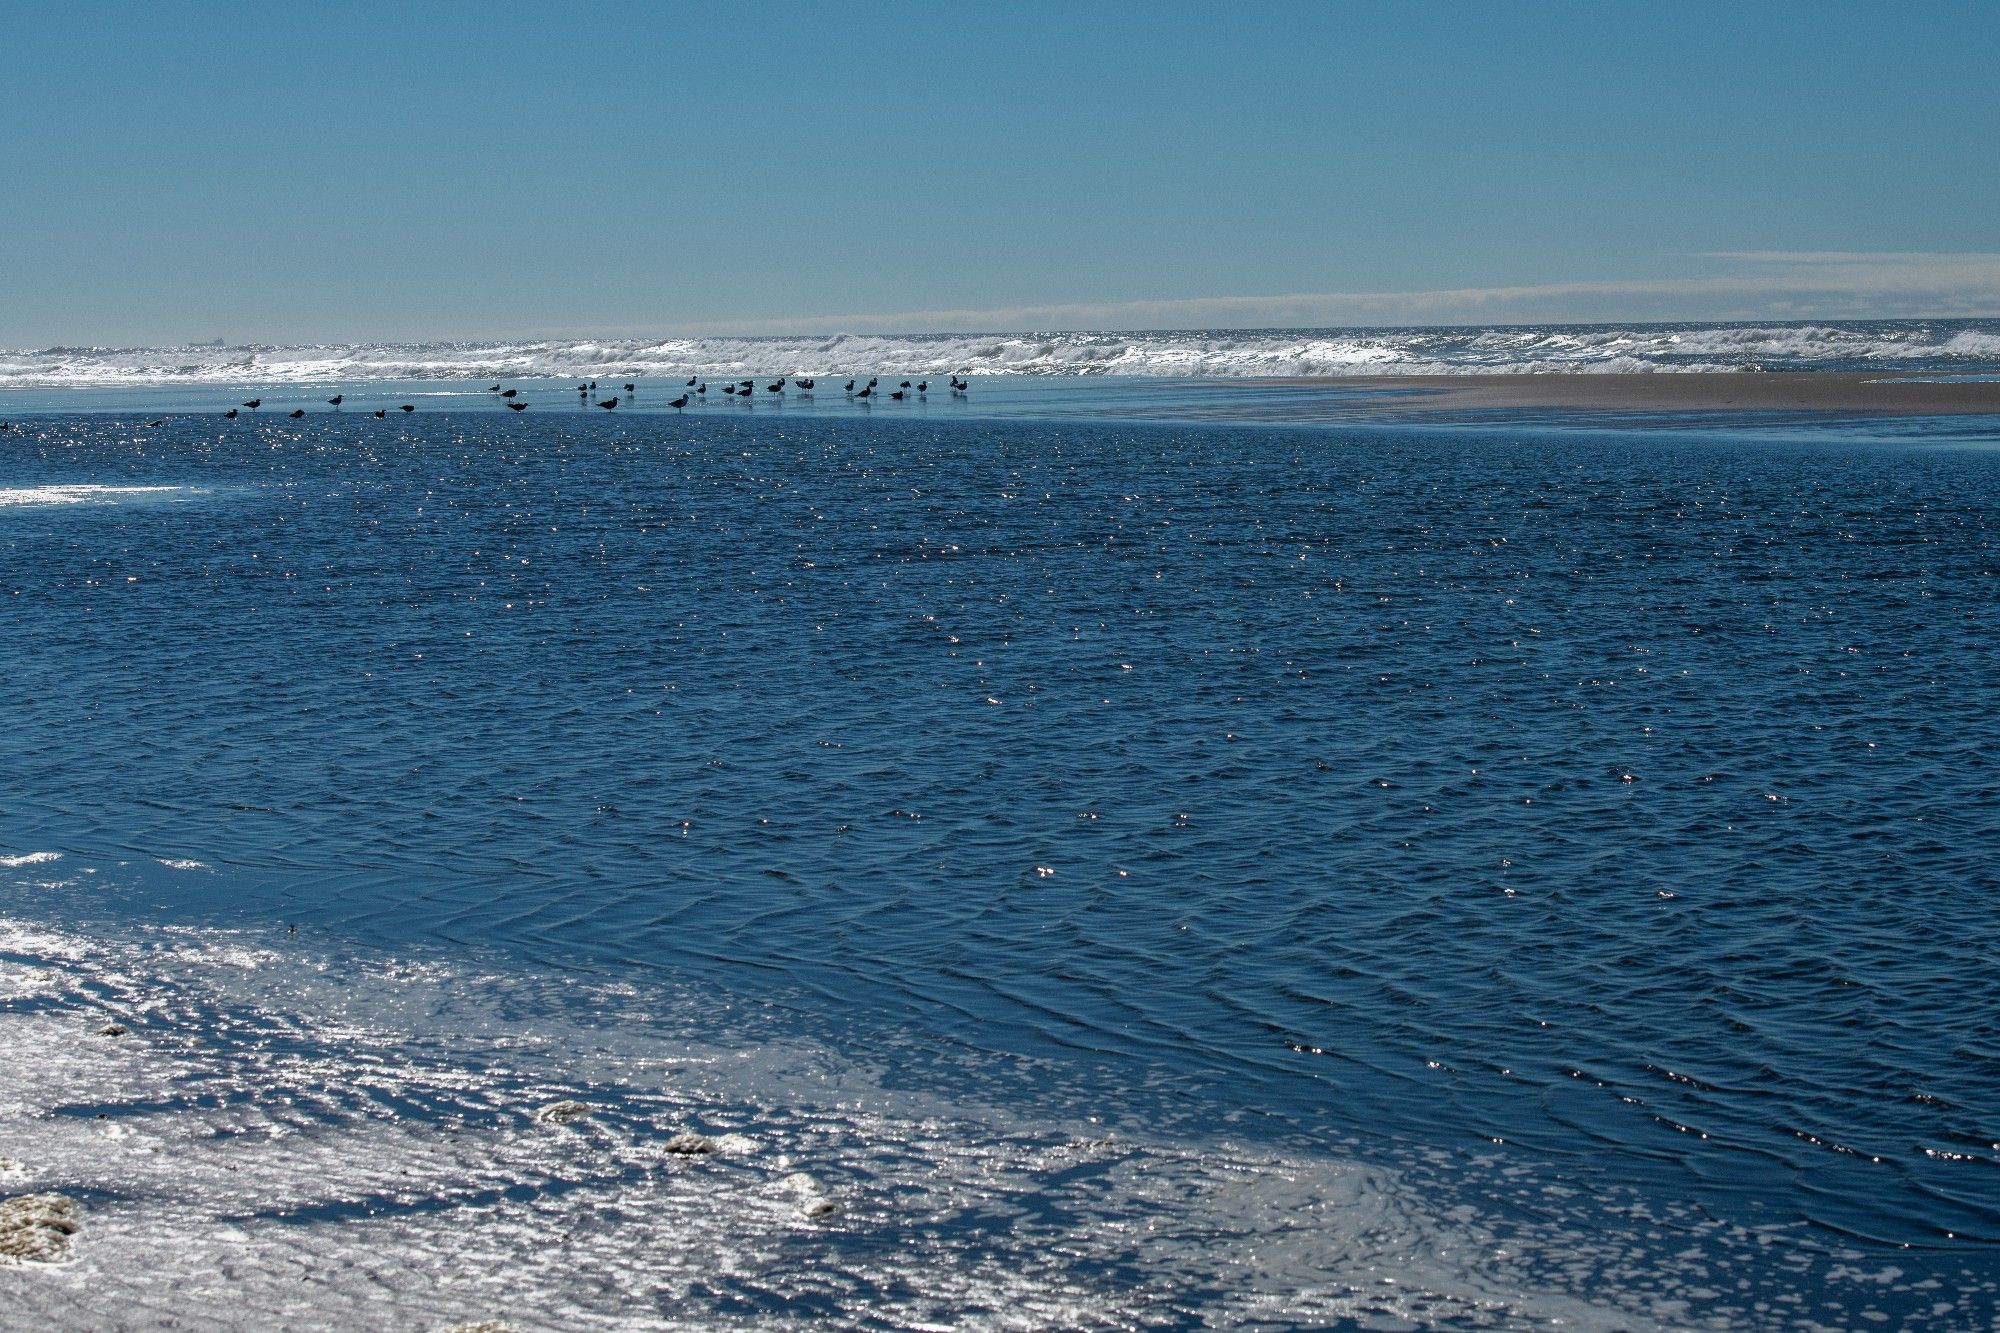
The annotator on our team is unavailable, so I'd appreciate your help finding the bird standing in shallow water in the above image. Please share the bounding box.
[243,398,261,409]
[668,395,688,409]
[507,400,529,411]
[597,398,618,410]
[400,404,415,413]
[288,408,305,418]
[500,388,518,398]
[223,408,238,419]
[372,409,387,418]
[328,395,343,408]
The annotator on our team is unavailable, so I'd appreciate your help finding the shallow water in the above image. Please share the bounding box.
[3,389,1998,1327]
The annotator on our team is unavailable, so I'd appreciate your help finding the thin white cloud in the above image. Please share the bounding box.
[565,252,2000,338]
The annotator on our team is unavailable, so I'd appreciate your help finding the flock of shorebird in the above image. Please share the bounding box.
[216,375,971,418]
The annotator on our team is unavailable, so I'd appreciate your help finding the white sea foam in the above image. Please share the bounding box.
[2,320,1997,388]
[0,486,191,508]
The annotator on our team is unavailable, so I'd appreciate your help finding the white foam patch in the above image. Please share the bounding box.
[0,854,62,869]
[0,486,193,509]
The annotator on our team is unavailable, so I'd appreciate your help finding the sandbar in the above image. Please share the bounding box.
[1264,372,2000,415]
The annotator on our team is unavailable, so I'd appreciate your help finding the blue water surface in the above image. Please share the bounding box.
[3,385,1999,1323]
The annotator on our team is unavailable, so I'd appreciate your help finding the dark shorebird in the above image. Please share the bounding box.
[900,380,911,389]
[766,381,784,393]
[500,388,518,398]
[243,398,262,409]
[685,376,697,386]
[867,377,878,388]
[486,384,501,392]
[668,395,689,409]
[597,398,618,410]
[223,408,238,419]
[856,385,873,399]
[844,379,855,393]
[328,395,343,408]
[916,381,928,393]
[696,383,707,394]
[288,408,306,418]
[624,382,636,393]
[722,384,738,395]
[400,404,415,413]
[372,409,387,418]
[890,390,905,400]
[507,400,529,411]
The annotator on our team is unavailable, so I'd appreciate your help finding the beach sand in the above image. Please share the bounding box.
[1269,372,2000,415]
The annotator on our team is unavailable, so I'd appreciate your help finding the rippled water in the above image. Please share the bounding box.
[3,393,1998,1327]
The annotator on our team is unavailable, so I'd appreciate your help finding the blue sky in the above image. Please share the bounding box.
[3,0,1997,345]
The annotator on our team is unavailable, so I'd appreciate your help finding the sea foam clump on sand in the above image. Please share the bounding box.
[0,1193,81,1264]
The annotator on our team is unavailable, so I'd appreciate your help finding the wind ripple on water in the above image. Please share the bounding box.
[2,408,1998,1322]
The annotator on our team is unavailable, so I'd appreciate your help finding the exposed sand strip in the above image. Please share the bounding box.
[1261,372,2000,415]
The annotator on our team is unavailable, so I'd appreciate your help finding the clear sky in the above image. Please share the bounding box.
[4,0,1998,346]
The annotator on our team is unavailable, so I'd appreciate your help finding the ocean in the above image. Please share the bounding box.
[4,317,2000,390]
[3,325,1999,1328]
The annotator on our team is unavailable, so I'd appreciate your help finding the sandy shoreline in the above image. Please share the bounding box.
[1263,372,2000,415]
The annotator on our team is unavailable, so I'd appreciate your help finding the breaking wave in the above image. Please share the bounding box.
[4,319,2000,387]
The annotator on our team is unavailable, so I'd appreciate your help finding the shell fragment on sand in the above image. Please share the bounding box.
[0,1193,82,1264]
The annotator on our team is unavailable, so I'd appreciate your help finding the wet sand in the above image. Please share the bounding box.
[1271,372,2000,415]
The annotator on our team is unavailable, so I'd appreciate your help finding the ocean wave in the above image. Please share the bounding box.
[4,319,1999,387]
